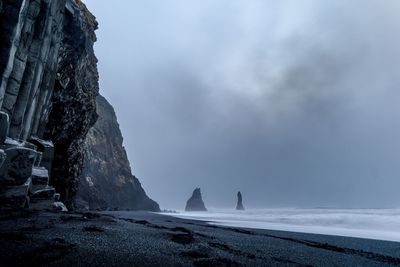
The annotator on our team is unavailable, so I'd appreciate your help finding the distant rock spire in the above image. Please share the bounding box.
[185,188,207,211]
[236,191,245,210]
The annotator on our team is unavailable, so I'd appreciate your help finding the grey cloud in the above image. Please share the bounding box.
[84,0,400,209]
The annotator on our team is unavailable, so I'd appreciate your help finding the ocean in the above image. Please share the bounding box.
[166,208,400,242]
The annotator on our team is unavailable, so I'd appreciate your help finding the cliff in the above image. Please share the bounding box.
[42,0,99,208]
[0,0,158,211]
[77,95,159,211]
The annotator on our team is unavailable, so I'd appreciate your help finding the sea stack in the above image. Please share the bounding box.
[236,191,245,210]
[185,188,207,211]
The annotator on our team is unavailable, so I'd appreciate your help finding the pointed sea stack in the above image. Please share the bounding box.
[236,191,245,210]
[185,188,207,211]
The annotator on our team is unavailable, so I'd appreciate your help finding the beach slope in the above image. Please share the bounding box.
[0,211,399,266]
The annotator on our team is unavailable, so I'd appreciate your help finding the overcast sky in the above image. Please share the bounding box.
[84,0,400,210]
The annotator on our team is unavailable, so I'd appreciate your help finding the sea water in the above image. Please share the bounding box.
[166,208,400,242]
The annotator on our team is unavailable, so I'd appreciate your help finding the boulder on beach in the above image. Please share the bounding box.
[236,191,245,210]
[185,188,207,211]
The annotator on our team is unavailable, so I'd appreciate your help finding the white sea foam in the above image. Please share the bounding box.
[165,208,400,242]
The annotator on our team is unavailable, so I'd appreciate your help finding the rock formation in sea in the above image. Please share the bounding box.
[185,188,207,211]
[0,0,158,211]
[77,95,159,211]
[236,191,245,210]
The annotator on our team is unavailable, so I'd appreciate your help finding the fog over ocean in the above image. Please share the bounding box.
[85,0,400,209]
[167,208,400,242]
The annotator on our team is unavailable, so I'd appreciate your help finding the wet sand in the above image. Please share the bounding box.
[0,210,399,266]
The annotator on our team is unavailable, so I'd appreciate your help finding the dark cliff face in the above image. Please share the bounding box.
[0,0,66,133]
[77,95,159,211]
[0,0,72,211]
[43,0,99,208]
[0,0,157,211]
[0,0,158,213]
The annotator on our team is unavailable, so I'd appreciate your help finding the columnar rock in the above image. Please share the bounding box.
[236,191,245,211]
[31,167,49,192]
[0,0,67,137]
[29,185,64,211]
[0,0,158,212]
[0,149,5,168]
[0,137,65,210]
[28,137,54,174]
[0,111,9,143]
[77,95,159,211]
[0,0,85,210]
[185,188,207,211]
[0,147,36,186]
[29,167,66,211]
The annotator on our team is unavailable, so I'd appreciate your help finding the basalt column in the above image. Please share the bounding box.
[0,0,98,211]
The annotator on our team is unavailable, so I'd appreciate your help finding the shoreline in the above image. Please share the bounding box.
[164,208,400,243]
[1,210,400,266]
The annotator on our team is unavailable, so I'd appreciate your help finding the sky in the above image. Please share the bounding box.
[84,0,400,210]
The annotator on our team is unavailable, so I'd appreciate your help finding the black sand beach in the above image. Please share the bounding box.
[0,210,399,267]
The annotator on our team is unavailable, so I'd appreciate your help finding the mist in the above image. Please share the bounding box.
[84,0,400,210]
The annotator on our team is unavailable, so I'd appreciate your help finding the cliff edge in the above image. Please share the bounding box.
[0,0,158,211]
[77,95,159,211]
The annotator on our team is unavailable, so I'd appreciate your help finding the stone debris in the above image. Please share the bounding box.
[53,201,68,212]
[30,187,56,202]
[0,147,36,185]
[28,137,54,175]
[31,167,49,192]
[0,137,66,211]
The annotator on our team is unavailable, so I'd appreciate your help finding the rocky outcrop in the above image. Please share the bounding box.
[43,0,99,209]
[0,132,66,211]
[0,0,158,212]
[185,188,207,211]
[236,191,245,211]
[0,0,98,210]
[0,0,66,137]
[77,95,159,211]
